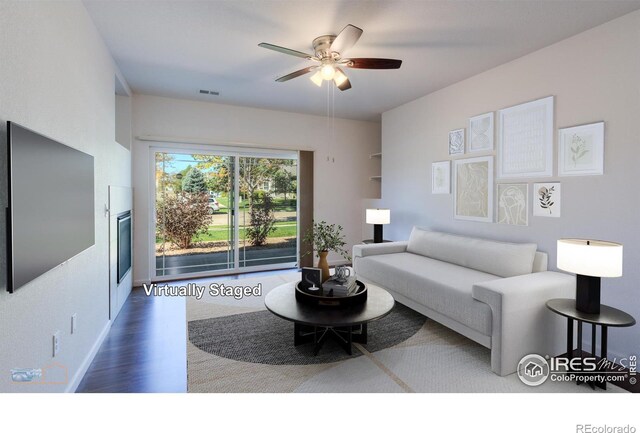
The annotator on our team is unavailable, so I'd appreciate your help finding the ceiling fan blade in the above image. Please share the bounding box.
[258,42,313,59]
[275,66,317,82]
[346,58,402,69]
[330,24,363,54]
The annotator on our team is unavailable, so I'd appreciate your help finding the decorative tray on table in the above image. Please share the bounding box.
[295,280,367,308]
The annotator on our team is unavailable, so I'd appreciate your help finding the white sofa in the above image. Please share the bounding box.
[353,227,575,376]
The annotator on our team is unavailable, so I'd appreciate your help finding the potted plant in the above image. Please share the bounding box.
[302,221,351,282]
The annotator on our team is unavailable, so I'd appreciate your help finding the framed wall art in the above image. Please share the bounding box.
[449,128,465,155]
[432,161,451,194]
[533,182,561,217]
[497,96,554,178]
[497,183,528,226]
[468,112,494,152]
[454,156,493,222]
[558,121,604,176]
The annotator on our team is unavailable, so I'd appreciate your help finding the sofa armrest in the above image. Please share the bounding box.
[352,241,408,258]
[472,271,575,376]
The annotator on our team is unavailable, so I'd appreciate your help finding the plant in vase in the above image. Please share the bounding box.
[302,221,351,282]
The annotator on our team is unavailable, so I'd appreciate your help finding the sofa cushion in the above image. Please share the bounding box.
[355,252,497,336]
[406,228,537,278]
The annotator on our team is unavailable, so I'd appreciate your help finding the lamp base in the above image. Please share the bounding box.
[373,225,383,244]
[576,274,601,314]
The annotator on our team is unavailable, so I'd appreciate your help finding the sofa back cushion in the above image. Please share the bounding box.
[406,228,537,278]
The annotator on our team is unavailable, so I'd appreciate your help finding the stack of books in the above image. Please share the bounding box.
[322,275,358,297]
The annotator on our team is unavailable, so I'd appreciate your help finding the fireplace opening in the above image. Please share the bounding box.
[117,211,131,284]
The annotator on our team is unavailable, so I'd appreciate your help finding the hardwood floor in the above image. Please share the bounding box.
[76,268,299,393]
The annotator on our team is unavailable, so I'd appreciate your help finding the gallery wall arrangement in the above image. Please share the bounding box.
[432,95,605,226]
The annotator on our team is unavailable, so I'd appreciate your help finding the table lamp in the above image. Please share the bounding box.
[557,239,623,314]
[366,208,390,243]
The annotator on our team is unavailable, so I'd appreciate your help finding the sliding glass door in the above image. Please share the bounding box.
[154,150,297,278]
[238,157,298,268]
[155,151,235,277]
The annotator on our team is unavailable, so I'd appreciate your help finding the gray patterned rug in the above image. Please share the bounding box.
[188,302,426,365]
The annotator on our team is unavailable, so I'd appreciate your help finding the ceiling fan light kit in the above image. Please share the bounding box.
[259,24,402,91]
[320,64,336,80]
[310,70,323,87]
[333,68,348,87]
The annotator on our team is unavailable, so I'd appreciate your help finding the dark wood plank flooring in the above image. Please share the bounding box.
[76,268,299,393]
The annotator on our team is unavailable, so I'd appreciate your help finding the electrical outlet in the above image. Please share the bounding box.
[53,331,60,357]
[71,314,77,334]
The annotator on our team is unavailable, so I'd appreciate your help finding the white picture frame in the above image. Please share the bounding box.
[454,156,493,222]
[558,122,604,176]
[533,182,561,218]
[497,96,554,178]
[497,183,528,226]
[432,161,451,194]
[468,112,494,152]
[448,128,465,155]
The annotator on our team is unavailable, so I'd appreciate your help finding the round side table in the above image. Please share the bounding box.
[546,298,636,390]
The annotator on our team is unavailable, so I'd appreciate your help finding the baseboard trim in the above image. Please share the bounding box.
[134,278,151,287]
[65,320,112,393]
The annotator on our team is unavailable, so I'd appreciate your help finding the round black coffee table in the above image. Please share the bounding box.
[265,281,395,356]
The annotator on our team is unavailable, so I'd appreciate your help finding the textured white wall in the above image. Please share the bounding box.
[131,94,381,284]
[0,2,131,391]
[381,11,640,359]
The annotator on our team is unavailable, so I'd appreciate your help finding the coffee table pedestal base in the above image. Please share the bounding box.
[294,323,367,356]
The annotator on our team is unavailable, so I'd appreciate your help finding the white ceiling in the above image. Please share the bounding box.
[84,0,640,121]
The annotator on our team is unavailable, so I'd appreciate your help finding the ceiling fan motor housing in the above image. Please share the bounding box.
[312,35,339,60]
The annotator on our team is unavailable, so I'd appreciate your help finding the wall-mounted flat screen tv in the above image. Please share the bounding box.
[6,122,95,293]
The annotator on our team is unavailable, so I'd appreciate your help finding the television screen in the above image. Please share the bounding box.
[7,122,95,292]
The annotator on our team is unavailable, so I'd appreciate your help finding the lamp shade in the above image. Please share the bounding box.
[366,208,390,225]
[557,239,623,278]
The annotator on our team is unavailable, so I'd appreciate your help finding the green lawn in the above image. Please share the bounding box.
[157,222,297,243]
[215,196,296,213]
[197,224,297,242]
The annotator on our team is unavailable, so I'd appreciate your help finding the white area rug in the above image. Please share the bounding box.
[186,272,625,393]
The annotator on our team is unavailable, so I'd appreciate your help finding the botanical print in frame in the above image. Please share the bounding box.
[469,112,494,152]
[454,156,493,222]
[432,161,451,194]
[448,128,465,155]
[533,183,561,218]
[497,96,554,178]
[497,184,528,226]
[558,122,604,176]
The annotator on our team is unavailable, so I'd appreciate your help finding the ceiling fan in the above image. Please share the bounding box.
[258,24,402,91]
